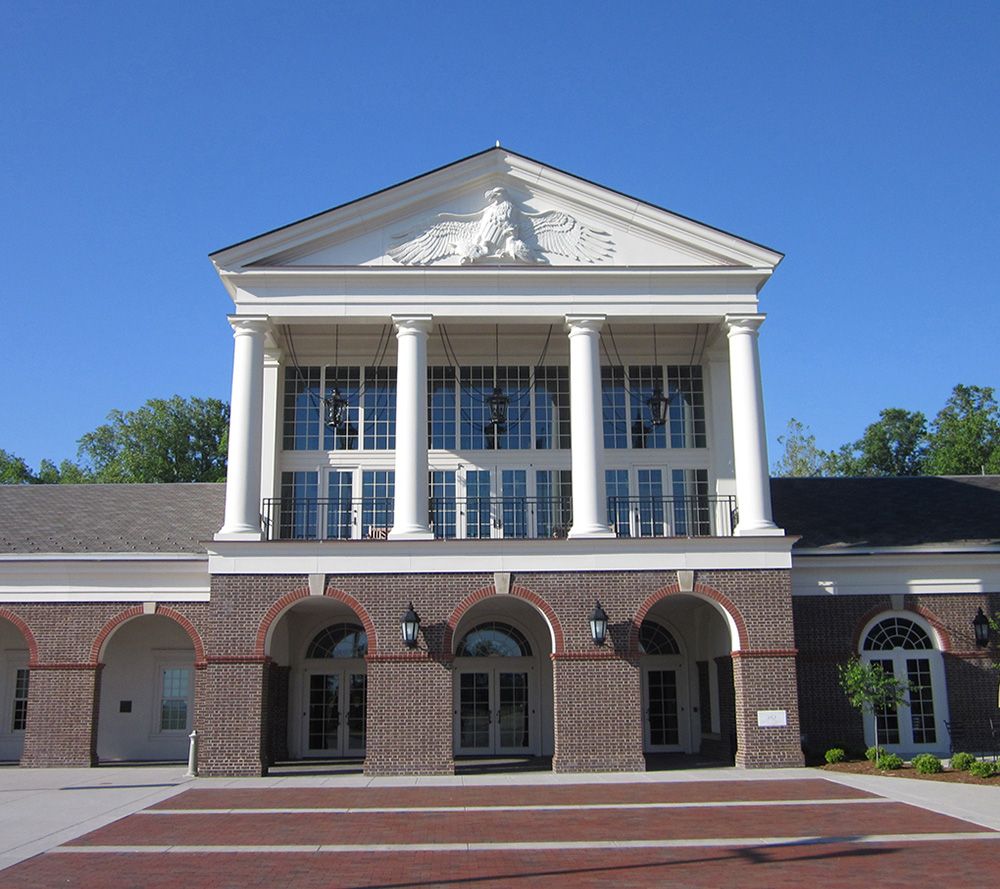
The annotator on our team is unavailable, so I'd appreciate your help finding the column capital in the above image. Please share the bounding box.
[391,314,433,335]
[227,315,270,337]
[724,313,766,337]
[565,314,606,335]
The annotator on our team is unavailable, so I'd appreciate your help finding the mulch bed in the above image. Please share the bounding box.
[821,760,1000,786]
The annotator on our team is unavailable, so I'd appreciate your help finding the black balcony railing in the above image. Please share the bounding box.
[261,494,736,541]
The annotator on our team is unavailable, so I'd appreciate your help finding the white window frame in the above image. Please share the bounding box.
[1,651,29,738]
[150,652,194,739]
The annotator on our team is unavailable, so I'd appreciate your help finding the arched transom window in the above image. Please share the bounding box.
[639,620,680,655]
[457,622,532,657]
[306,623,368,658]
[862,617,933,651]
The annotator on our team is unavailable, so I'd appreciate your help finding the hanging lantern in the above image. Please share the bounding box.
[647,385,670,427]
[487,385,510,427]
[401,601,422,648]
[589,600,609,646]
[323,388,349,430]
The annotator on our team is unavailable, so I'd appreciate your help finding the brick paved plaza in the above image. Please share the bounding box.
[2,776,999,888]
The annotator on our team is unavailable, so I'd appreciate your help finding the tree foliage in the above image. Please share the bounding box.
[837,656,911,752]
[772,419,831,477]
[0,449,35,484]
[825,408,928,477]
[924,385,1000,475]
[77,396,229,483]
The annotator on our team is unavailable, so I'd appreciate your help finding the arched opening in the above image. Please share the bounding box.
[452,598,554,759]
[0,617,30,762]
[638,593,736,761]
[266,597,368,762]
[96,614,196,762]
[859,612,949,756]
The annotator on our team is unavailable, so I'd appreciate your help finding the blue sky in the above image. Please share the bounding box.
[3,1,998,470]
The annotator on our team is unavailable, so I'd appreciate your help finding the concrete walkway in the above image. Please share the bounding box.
[1,764,998,873]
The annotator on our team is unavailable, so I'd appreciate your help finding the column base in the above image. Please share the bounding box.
[387,526,435,541]
[567,524,616,539]
[214,527,265,541]
[734,522,785,537]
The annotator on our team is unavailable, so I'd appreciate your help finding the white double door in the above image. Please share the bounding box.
[301,666,367,757]
[454,659,538,755]
[641,658,691,753]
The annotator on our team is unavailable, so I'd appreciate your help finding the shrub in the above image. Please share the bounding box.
[876,753,904,770]
[912,754,943,774]
[950,752,977,771]
[865,745,886,762]
[825,747,847,764]
[968,760,998,779]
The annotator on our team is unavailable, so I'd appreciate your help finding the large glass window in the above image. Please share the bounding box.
[496,366,531,450]
[465,469,492,539]
[457,623,532,657]
[323,366,361,451]
[280,471,318,539]
[602,365,707,450]
[283,366,321,451]
[606,468,631,536]
[536,469,572,538]
[363,368,396,450]
[361,470,394,538]
[534,366,570,449]
[306,624,368,659]
[430,469,457,539]
[672,468,710,535]
[159,668,191,732]
[428,366,456,449]
[326,470,354,540]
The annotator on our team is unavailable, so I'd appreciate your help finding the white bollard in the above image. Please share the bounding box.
[184,729,199,778]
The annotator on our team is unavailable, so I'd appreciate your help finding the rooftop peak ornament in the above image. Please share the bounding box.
[388,187,615,266]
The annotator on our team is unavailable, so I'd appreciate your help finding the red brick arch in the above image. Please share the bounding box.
[91,606,207,667]
[255,586,377,658]
[444,584,564,655]
[0,608,39,665]
[852,604,952,653]
[631,582,748,654]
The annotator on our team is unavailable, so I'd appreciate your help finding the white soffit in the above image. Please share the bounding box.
[210,148,783,275]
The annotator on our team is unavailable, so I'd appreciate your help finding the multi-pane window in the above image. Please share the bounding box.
[283,366,322,450]
[430,470,457,539]
[280,471,318,539]
[907,658,937,744]
[534,366,570,449]
[606,469,631,536]
[12,668,28,732]
[326,470,354,540]
[159,668,191,732]
[637,468,665,536]
[672,468,710,535]
[323,366,361,451]
[602,365,707,450]
[361,470,394,538]
[466,470,492,539]
[500,469,528,538]
[363,367,396,450]
[460,367,497,449]
[496,367,531,450]
[536,470,572,538]
[428,366,456,449]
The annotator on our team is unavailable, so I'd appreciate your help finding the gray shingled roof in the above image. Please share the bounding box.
[1,476,998,555]
[771,475,1000,550]
[0,483,226,554]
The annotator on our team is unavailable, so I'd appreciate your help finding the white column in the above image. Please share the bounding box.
[566,315,615,539]
[389,315,434,540]
[216,316,269,540]
[259,346,283,506]
[725,314,782,536]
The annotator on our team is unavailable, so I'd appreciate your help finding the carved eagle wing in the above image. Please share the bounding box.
[388,212,483,265]
[525,210,615,264]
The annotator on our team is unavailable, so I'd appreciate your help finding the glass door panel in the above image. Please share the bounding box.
[459,672,491,750]
[307,674,340,752]
[497,671,530,751]
[500,470,528,538]
[465,471,492,539]
[645,668,680,749]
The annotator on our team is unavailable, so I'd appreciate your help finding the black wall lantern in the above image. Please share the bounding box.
[323,388,349,430]
[589,600,609,646]
[973,607,991,648]
[401,601,422,648]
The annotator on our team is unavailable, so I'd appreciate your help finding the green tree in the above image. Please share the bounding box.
[825,408,928,476]
[772,418,831,477]
[77,396,229,483]
[34,458,91,484]
[838,656,911,753]
[0,449,34,484]
[924,384,1000,475]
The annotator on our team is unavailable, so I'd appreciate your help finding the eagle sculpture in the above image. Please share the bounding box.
[388,187,615,265]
